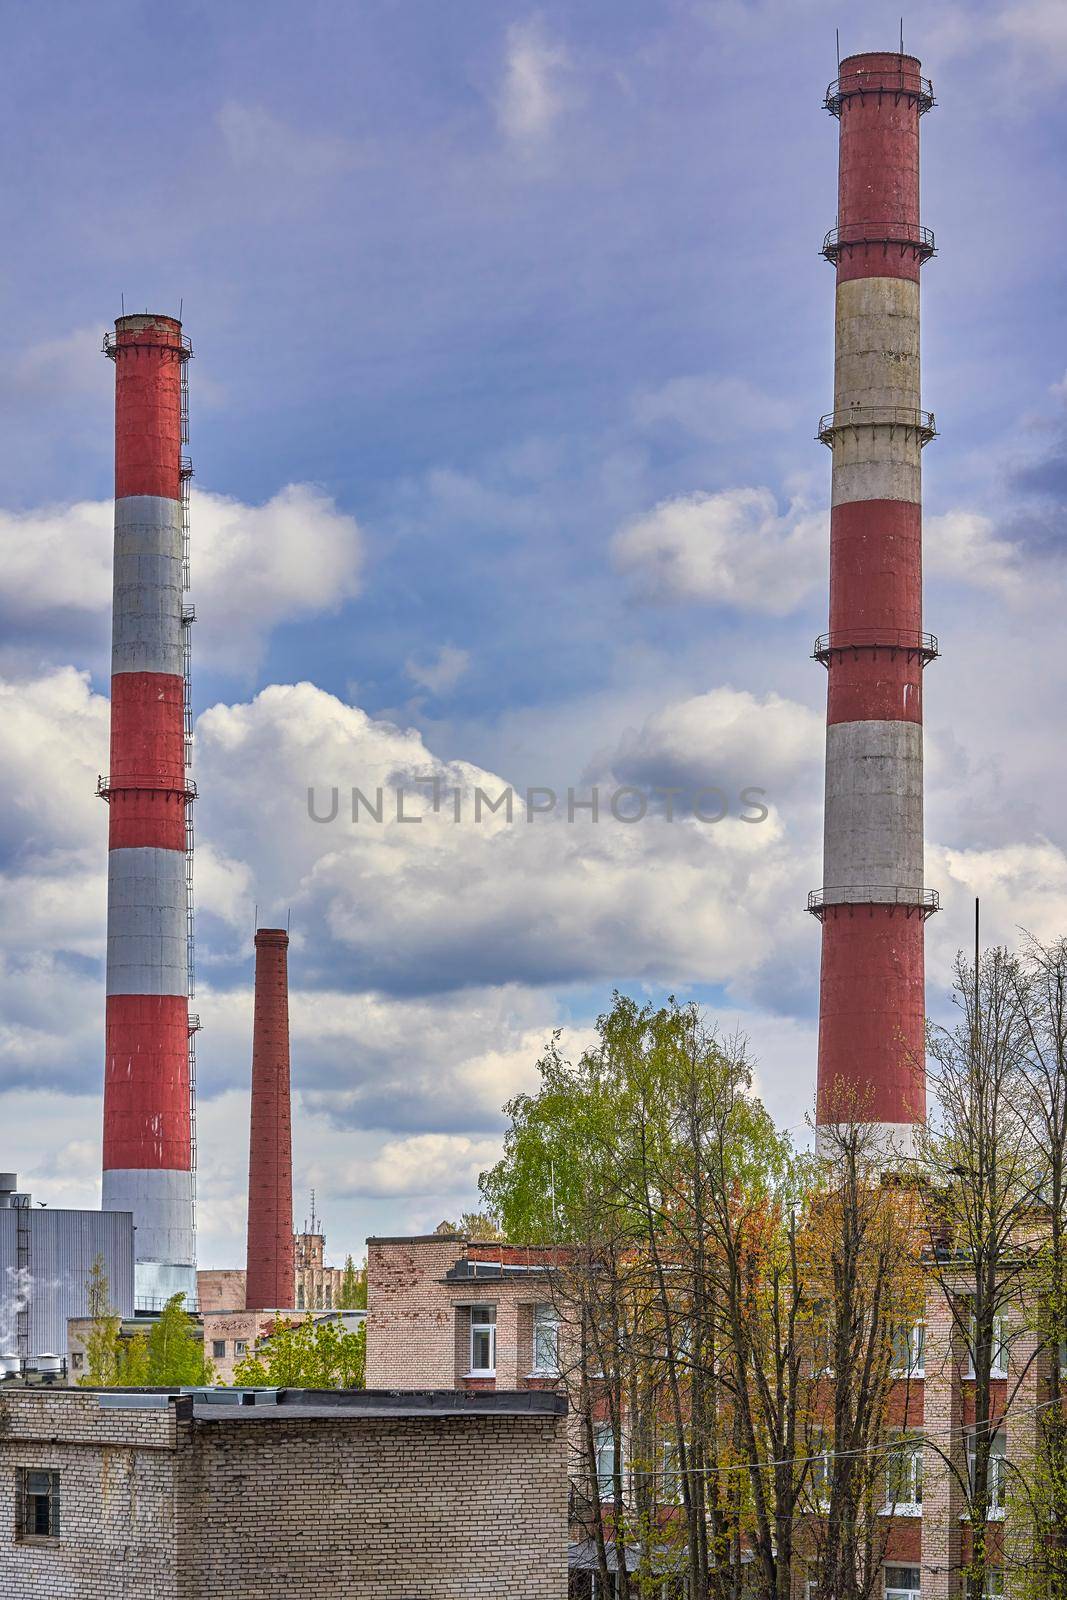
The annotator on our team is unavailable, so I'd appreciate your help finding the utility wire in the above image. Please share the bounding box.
[579,1385,1065,1481]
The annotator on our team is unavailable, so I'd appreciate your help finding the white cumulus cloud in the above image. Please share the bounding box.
[612,487,824,613]
[0,485,365,673]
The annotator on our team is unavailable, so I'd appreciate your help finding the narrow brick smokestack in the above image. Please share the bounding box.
[810,54,939,1155]
[245,928,295,1310]
[101,314,196,1308]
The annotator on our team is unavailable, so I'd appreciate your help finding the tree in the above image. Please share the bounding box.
[79,1278,213,1387]
[435,1211,506,1241]
[232,1314,366,1389]
[1009,935,1067,1598]
[482,996,846,1600]
[144,1294,215,1386]
[920,947,1038,1600]
[336,1255,367,1310]
[802,1116,925,1600]
[80,1257,122,1386]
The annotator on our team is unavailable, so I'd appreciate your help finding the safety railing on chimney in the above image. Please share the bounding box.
[102,330,193,358]
[824,70,935,117]
[813,629,939,664]
[817,407,937,446]
[821,221,936,265]
[808,887,941,917]
[97,774,198,801]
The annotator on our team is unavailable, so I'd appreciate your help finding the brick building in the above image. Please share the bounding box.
[294,1224,354,1310]
[366,1232,1045,1599]
[0,1385,568,1598]
[202,1306,366,1384]
[366,1232,561,1393]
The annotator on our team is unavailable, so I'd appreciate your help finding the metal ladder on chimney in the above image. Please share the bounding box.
[179,357,199,1235]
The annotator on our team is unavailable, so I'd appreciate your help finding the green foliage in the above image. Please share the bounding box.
[80,1257,122,1387]
[232,1315,366,1389]
[80,1275,213,1388]
[143,1294,215,1386]
[336,1254,367,1310]
[479,994,791,1245]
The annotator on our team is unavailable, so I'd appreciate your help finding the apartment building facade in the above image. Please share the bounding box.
[366,1233,1045,1599]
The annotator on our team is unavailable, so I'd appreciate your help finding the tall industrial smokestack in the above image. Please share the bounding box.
[245,929,295,1310]
[810,55,939,1155]
[101,314,197,1305]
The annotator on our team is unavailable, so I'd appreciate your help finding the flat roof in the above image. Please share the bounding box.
[80,1386,566,1421]
[366,1233,465,1244]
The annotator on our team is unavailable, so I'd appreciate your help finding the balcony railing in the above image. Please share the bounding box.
[817,407,937,446]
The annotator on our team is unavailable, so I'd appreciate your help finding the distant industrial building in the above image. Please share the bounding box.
[197,1221,355,1319]
[0,1173,133,1362]
[200,1305,365,1385]
[0,1386,567,1598]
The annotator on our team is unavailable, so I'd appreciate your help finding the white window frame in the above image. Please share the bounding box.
[593,1422,617,1497]
[966,1311,1009,1380]
[531,1302,560,1375]
[233,1339,248,1357]
[884,1565,921,1600]
[807,1431,832,1512]
[659,1437,681,1503]
[966,1426,1006,1518]
[893,1322,926,1378]
[883,1430,923,1516]
[468,1304,497,1375]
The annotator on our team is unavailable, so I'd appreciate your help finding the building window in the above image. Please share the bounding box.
[212,1340,226,1359]
[532,1303,560,1374]
[660,1438,681,1503]
[884,1431,923,1514]
[967,1427,1006,1515]
[297,1284,305,1310]
[893,1322,925,1378]
[469,1305,496,1374]
[808,1431,832,1511]
[17,1470,59,1541]
[593,1423,617,1496]
[234,1340,248,1357]
[884,1566,921,1600]
[982,1574,1004,1597]
[966,1311,1009,1379]
[326,1285,333,1310]
[70,1352,83,1371]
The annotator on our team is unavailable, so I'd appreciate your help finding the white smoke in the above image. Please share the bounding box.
[0,1266,31,1352]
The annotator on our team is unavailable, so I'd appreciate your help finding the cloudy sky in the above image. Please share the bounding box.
[2,0,1066,1269]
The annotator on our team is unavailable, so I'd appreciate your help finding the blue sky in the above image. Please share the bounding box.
[2,0,1067,1268]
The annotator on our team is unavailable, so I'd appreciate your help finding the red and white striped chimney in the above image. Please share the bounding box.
[101,314,196,1306]
[245,929,295,1310]
[810,55,939,1156]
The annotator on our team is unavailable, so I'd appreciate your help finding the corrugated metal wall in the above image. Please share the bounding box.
[0,1208,134,1357]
